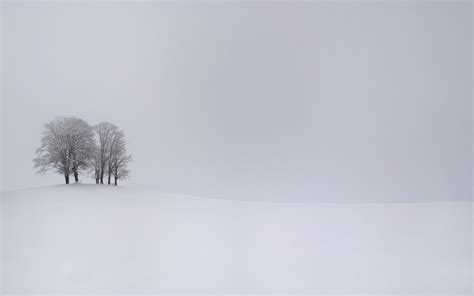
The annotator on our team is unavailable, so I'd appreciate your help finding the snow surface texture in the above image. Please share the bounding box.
[1,184,472,295]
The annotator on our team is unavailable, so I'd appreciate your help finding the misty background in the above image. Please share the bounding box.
[1,1,472,202]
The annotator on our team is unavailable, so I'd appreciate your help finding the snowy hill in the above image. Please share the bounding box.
[1,184,472,295]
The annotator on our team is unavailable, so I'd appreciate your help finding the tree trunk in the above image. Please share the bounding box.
[107,165,112,185]
[114,177,117,186]
[100,165,105,184]
[64,174,70,184]
[74,171,79,182]
[95,168,100,184]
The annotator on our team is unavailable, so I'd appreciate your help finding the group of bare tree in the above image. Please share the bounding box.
[34,117,131,186]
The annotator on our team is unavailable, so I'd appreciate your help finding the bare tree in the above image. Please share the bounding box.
[34,117,94,184]
[93,122,117,184]
[107,129,131,186]
[68,118,95,182]
[112,152,131,186]
[106,131,119,185]
[34,118,72,183]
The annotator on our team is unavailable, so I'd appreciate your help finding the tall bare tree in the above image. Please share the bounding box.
[68,118,95,182]
[34,117,94,184]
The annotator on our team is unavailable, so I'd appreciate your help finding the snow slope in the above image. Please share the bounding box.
[1,184,472,294]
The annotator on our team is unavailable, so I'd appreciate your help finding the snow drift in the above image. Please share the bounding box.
[1,184,472,294]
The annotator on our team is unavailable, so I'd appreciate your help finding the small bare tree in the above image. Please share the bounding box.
[93,122,118,184]
[107,129,131,186]
[112,152,131,186]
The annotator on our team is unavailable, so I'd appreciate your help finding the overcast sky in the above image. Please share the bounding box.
[1,1,472,202]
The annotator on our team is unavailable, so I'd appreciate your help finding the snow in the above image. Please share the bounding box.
[1,184,472,295]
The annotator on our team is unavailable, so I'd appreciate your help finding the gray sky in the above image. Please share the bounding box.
[1,1,472,201]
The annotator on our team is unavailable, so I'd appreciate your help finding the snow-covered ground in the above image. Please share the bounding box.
[1,184,472,295]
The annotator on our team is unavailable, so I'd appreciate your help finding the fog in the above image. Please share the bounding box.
[1,1,472,202]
